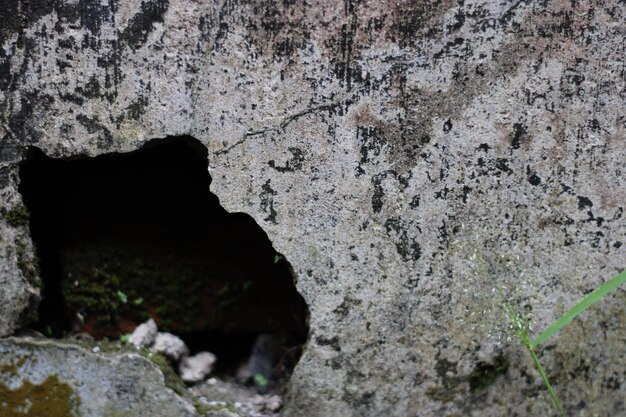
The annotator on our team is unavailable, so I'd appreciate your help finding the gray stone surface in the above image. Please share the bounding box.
[0,1,625,416]
[129,318,158,348]
[153,332,189,362]
[0,337,197,417]
[0,180,40,336]
[180,351,217,384]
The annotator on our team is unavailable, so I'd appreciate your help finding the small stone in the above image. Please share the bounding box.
[235,361,252,383]
[129,319,158,348]
[179,351,216,383]
[91,346,100,353]
[265,395,282,412]
[15,328,45,338]
[152,332,189,361]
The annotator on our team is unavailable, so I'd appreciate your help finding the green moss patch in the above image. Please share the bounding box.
[0,375,81,417]
[0,357,27,378]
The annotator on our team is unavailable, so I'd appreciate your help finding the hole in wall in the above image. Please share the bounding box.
[18,136,309,385]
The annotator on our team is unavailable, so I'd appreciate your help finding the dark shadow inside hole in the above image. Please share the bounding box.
[18,136,309,380]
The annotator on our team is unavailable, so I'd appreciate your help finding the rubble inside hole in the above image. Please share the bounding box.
[17,136,310,416]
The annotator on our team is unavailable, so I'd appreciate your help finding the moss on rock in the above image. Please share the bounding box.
[0,356,28,377]
[140,350,187,397]
[0,374,81,417]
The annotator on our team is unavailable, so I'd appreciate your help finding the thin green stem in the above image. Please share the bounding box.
[523,339,565,417]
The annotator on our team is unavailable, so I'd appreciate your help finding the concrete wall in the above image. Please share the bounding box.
[1,1,624,416]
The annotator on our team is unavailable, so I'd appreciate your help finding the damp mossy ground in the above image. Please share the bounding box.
[0,374,81,417]
[56,237,299,339]
[58,240,259,337]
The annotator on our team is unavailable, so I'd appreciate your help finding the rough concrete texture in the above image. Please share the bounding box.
[0,1,625,416]
[0,337,197,416]
[0,172,39,335]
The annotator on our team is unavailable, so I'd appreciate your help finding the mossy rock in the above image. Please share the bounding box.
[0,374,81,417]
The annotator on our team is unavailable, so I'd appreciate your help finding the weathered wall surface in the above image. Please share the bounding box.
[0,1,625,416]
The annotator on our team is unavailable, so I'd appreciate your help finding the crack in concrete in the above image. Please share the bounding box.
[214,100,341,156]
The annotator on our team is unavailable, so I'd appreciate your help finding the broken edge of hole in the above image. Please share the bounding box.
[11,135,310,403]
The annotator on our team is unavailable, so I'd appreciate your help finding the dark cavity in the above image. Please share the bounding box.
[18,136,309,380]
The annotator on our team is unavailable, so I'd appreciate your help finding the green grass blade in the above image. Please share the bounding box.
[532,269,626,349]
[526,343,565,417]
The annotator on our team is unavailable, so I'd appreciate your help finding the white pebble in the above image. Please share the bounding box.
[179,351,216,383]
[129,319,158,348]
[152,332,189,362]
